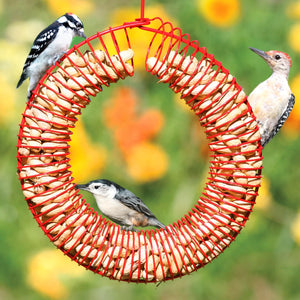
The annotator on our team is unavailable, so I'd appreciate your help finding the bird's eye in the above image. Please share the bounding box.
[275,54,281,60]
[94,185,99,189]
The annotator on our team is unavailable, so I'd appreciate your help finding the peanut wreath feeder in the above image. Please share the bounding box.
[17,15,263,283]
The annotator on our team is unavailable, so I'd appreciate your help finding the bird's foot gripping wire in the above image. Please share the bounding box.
[121,225,137,232]
[51,51,67,66]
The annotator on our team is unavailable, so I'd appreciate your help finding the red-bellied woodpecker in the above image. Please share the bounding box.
[248,47,295,147]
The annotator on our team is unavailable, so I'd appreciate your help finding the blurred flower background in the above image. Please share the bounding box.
[1,0,300,299]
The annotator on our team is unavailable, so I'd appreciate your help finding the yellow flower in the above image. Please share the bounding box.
[288,23,300,52]
[70,119,107,182]
[0,73,16,125]
[111,5,177,30]
[0,39,28,81]
[125,142,168,183]
[197,0,240,28]
[103,5,178,70]
[282,73,300,137]
[291,210,300,246]
[255,177,272,210]
[287,1,300,19]
[27,248,85,299]
[46,0,94,16]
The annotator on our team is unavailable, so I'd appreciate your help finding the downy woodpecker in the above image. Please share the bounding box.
[17,13,86,100]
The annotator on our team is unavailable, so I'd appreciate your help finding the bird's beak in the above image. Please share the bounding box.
[249,47,271,62]
[75,183,89,191]
[78,29,87,39]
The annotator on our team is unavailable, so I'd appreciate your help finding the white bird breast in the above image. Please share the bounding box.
[44,27,74,63]
[94,194,136,220]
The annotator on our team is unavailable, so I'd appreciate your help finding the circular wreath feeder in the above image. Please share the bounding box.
[17,6,263,283]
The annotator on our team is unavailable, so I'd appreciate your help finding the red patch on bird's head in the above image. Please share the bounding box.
[266,50,292,68]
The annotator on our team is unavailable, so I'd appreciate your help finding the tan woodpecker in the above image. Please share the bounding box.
[248,47,295,147]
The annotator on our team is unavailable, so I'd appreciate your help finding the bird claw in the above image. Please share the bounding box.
[51,51,67,65]
[121,225,137,232]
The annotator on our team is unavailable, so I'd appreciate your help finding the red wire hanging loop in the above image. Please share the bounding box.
[17,16,262,283]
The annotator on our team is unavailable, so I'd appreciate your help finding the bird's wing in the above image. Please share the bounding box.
[115,189,158,219]
[279,93,295,127]
[263,93,295,146]
[22,22,60,71]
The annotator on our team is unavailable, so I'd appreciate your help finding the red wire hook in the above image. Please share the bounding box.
[140,0,145,19]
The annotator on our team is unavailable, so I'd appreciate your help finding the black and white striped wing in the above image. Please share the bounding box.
[22,22,59,70]
[263,93,295,147]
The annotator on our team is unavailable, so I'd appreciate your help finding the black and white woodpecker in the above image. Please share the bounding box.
[17,13,86,100]
[76,179,166,231]
[248,47,295,147]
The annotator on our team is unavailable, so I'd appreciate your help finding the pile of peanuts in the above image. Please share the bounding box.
[17,47,262,283]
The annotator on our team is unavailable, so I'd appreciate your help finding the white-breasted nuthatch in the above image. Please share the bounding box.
[76,179,165,231]
[17,13,86,100]
[248,47,295,147]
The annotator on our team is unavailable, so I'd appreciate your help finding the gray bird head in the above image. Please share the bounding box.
[58,13,86,39]
[76,179,118,198]
[250,47,292,77]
